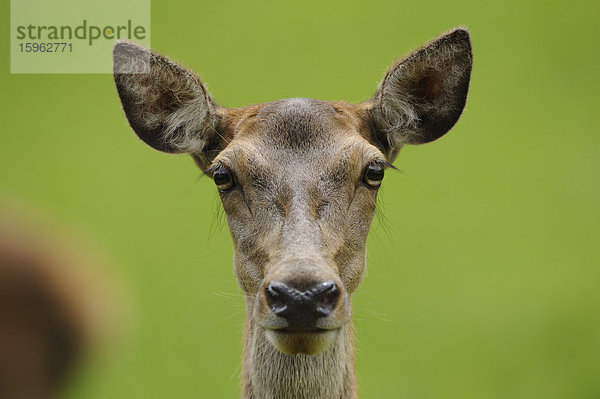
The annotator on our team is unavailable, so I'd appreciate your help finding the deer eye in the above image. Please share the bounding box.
[363,164,384,188]
[213,168,236,192]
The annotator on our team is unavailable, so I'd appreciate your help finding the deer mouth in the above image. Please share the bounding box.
[256,313,346,355]
[264,328,340,355]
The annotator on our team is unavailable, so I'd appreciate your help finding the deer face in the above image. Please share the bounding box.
[210,99,384,353]
[113,29,472,355]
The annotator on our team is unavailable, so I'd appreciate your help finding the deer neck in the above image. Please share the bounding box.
[241,302,357,399]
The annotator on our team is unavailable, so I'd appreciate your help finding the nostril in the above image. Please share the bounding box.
[315,282,339,316]
[265,282,288,315]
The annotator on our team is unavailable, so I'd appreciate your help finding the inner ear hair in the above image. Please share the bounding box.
[368,28,473,159]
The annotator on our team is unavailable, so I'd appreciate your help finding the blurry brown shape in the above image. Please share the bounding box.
[0,210,108,399]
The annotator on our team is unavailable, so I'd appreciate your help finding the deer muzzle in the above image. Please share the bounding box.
[252,259,351,354]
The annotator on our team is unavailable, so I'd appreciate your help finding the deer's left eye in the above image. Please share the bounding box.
[363,164,384,188]
[213,169,236,192]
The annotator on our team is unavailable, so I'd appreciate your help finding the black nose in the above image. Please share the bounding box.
[265,281,340,329]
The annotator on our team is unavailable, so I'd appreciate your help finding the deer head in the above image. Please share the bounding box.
[114,28,472,398]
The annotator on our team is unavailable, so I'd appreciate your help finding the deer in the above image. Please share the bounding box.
[0,212,101,399]
[113,28,472,399]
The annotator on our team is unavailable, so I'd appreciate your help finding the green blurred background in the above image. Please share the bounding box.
[1,0,599,397]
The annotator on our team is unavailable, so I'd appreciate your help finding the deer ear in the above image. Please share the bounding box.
[367,28,472,160]
[113,41,222,164]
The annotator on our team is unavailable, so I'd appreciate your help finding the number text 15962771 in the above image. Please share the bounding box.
[19,43,73,53]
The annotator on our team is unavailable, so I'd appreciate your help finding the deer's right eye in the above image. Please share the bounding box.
[213,169,236,192]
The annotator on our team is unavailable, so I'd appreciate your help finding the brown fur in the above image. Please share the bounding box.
[0,214,100,399]
[114,28,472,398]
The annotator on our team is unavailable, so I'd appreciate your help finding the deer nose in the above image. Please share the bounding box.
[265,281,340,329]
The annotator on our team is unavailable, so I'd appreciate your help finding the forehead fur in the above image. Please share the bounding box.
[215,98,381,175]
[235,98,363,151]
[254,98,333,151]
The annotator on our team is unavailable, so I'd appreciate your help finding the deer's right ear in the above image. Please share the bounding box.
[113,42,223,167]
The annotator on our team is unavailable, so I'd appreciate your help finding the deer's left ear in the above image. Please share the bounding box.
[366,28,472,161]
